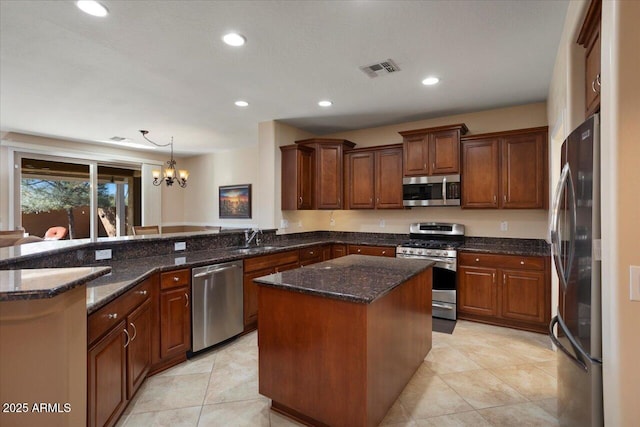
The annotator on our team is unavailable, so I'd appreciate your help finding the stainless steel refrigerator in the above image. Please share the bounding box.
[549,113,603,427]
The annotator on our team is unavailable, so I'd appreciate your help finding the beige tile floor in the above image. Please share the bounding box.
[116,320,558,427]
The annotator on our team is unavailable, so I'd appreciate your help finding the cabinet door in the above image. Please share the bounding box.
[500,269,546,324]
[375,148,404,209]
[429,129,460,174]
[88,320,127,427]
[299,246,323,266]
[403,135,429,176]
[127,299,152,399]
[298,148,314,209]
[332,244,347,259]
[347,151,375,209]
[160,287,190,359]
[461,139,499,208]
[501,132,545,209]
[316,143,344,209]
[243,267,274,328]
[584,23,601,116]
[281,146,314,210]
[457,266,498,316]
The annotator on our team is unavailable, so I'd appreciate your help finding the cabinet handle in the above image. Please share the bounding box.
[376,197,380,204]
[592,79,597,93]
[129,322,137,342]
[493,195,497,203]
[299,196,303,205]
[424,163,427,170]
[503,195,507,203]
[107,313,118,320]
[123,329,131,348]
[596,74,601,87]
[503,273,506,283]
[138,290,147,296]
[185,293,189,307]
[338,197,341,205]
[492,273,496,285]
[173,276,179,282]
[432,162,435,171]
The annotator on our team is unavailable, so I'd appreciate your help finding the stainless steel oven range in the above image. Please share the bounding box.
[396,223,465,320]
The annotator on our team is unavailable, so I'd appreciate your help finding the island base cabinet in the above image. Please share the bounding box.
[258,268,432,427]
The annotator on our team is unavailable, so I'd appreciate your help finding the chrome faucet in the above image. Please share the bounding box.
[244,228,262,247]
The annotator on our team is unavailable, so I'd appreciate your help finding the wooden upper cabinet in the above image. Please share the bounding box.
[501,132,546,208]
[346,151,375,209]
[344,145,403,210]
[375,147,404,208]
[280,145,314,210]
[461,139,500,208]
[577,0,601,118]
[461,127,548,209]
[293,138,356,210]
[399,124,468,176]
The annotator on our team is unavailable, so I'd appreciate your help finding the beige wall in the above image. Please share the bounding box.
[180,146,258,228]
[280,102,549,238]
[600,0,640,424]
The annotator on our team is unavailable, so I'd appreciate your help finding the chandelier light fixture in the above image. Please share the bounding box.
[139,130,189,188]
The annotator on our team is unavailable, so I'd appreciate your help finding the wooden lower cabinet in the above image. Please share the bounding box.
[159,287,190,360]
[243,250,300,331]
[347,244,396,257]
[332,244,347,258]
[457,252,550,333]
[88,279,153,427]
[299,245,324,266]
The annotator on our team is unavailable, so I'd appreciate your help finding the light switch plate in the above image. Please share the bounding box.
[379,219,386,228]
[280,219,289,229]
[500,221,508,231]
[174,241,186,251]
[330,217,336,226]
[95,249,112,261]
[630,266,640,301]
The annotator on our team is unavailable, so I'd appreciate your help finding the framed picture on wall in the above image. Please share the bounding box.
[219,184,252,219]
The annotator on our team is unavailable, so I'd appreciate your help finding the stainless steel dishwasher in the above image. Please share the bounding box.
[191,260,243,352]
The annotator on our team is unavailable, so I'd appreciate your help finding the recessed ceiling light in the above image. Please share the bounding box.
[76,1,109,17]
[223,33,246,47]
[318,100,333,107]
[422,77,440,86]
[235,100,249,107]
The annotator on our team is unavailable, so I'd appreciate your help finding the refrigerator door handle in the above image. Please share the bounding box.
[550,163,577,292]
[549,316,588,372]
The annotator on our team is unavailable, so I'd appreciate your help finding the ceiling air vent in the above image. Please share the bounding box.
[360,59,400,78]
[109,136,127,142]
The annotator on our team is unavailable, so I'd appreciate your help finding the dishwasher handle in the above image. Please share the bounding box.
[193,264,238,279]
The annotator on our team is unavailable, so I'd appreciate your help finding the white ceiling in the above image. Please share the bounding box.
[0,1,568,155]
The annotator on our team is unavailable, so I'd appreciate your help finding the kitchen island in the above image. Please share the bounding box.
[254,255,433,427]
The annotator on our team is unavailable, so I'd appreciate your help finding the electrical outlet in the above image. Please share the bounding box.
[379,219,386,228]
[330,217,336,226]
[95,249,112,261]
[500,221,508,231]
[280,219,289,229]
[175,256,186,265]
[631,266,640,301]
[297,221,302,228]
[174,241,186,251]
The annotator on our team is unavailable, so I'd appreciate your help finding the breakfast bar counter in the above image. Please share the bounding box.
[254,255,433,427]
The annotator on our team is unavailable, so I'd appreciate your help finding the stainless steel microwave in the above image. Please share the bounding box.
[402,175,461,206]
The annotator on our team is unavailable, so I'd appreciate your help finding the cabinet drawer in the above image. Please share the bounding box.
[347,245,395,257]
[244,250,299,273]
[160,269,190,290]
[458,252,545,270]
[88,279,153,346]
[299,246,323,262]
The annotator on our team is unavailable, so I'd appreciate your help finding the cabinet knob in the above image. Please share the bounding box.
[138,290,148,296]
[173,276,179,282]
[475,258,480,262]
[357,249,361,253]
[520,261,525,265]
[107,313,118,319]
[185,293,189,307]
[382,250,386,255]
[299,196,303,204]
[310,251,314,255]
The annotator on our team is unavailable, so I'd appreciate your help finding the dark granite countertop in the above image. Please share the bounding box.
[1,267,111,301]
[459,237,550,257]
[253,255,434,304]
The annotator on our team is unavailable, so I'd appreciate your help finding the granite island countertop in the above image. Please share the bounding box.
[0,266,111,301]
[253,254,434,304]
